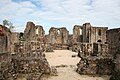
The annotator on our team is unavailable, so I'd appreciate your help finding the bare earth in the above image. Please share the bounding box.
[41,50,110,80]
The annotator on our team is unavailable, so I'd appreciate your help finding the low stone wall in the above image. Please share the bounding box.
[77,56,113,75]
[11,49,51,79]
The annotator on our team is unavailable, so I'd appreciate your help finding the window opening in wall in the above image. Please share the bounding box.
[80,29,82,35]
[19,32,24,39]
[58,29,60,35]
[36,28,39,34]
[98,29,101,35]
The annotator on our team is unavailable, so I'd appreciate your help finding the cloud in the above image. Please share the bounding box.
[0,0,120,33]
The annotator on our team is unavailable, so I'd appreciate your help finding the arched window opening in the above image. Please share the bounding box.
[97,40,102,42]
[57,29,60,35]
[80,29,82,35]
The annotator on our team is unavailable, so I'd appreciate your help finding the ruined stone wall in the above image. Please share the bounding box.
[0,52,13,80]
[82,23,108,43]
[107,28,120,80]
[24,22,36,41]
[77,42,112,75]
[107,28,120,56]
[93,43,109,56]
[49,27,57,44]
[49,27,69,49]
[73,25,82,43]
[77,57,113,75]
[11,32,20,53]
[49,27,68,44]
[11,40,52,79]
[0,25,12,53]
[36,25,45,37]
[90,27,108,44]
[60,27,69,44]
[78,43,109,57]
[24,22,45,42]
[82,23,91,43]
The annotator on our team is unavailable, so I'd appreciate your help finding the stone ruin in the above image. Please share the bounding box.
[0,21,120,79]
[49,27,69,50]
[72,23,108,52]
[12,41,51,80]
[0,23,54,80]
[76,43,113,75]
[76,23,114,75]
[0,25,13,53]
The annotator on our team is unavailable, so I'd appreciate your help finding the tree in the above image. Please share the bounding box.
[3,19,15,32]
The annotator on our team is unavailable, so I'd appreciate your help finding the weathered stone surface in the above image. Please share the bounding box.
[24,22,45,42]
[49,27,69,49]
[77,56,113,75]
[107,28,120,80]
[0,25,12,53]
[0,52,13,80]
[107,28,120,56]
[72,23,108,52]
[73,25,82,43]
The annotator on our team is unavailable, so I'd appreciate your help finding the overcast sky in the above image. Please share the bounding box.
[0,0,120,34]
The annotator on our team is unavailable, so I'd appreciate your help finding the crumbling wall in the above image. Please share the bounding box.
[107,28,120,80]
[82,23,91,43]
[107,28,120,56]
[90,27,108,44]
[73,25,82,43]
[77,57,113,75]
[24,22,45,42]
[24,22,36,41]
[0,53,13,80]
[82,23,108,43]
[77,42,113,75]
[11,32,20,53]
[49,27,69,49]
[11,40,52,79]
[0,25,12,53]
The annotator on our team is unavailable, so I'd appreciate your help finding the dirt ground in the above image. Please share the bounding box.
[41,50,110,80]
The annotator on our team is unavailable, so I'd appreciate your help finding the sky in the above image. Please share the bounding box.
[0,0,120,34]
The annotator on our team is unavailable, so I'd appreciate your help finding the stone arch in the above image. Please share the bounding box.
[97,40,102,42]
